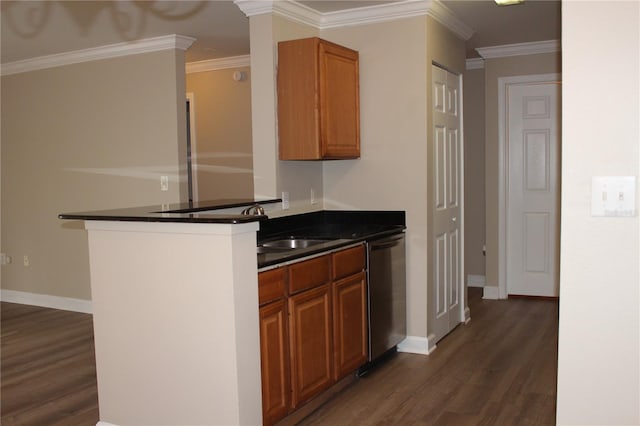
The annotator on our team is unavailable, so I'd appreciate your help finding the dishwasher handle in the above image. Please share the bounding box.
[369,234,405,251]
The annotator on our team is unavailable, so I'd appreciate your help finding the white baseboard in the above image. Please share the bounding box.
[1,289,92,314]
[397,334,437,355]
[482,286,501,300]
[97,422,118,426]
[467,274,486,287]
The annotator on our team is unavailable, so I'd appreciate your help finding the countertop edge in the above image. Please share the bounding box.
[58,213,264,224]
[58,199,280,224]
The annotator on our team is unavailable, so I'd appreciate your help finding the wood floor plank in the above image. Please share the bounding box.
[1,302,99,426]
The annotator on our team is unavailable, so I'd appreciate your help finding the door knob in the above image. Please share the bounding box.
[452,217,457,222]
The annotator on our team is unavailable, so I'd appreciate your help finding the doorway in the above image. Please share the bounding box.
[186,92,198,203]
[498,74,561,298]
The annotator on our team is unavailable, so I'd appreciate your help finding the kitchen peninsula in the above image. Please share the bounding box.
[60,201,405,426]
[60,199,277,426]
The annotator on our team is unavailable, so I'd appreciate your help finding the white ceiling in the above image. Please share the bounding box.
[0,0,560,65]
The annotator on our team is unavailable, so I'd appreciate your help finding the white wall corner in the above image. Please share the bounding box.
[397,335,437,355]
[465,57,485,70]
[1,34,196,76]
[467,274,486,287]
[476,39,560,59]
[0,289,92,314]
[482,286,501,300]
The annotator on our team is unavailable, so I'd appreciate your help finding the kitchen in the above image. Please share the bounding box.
[5,2,464,423]
[1,1,638,426]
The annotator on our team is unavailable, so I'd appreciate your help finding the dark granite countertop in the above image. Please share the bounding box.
[59,202,406,268]
[257,210,406,268]
[58,198,281,224]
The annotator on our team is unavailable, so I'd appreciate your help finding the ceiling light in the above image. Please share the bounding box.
[495,0,524,5]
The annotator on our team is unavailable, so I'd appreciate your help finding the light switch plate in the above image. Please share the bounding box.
[591,176,636,217]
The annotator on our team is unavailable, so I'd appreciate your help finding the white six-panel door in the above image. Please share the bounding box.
[507,82,560,297]
[432,64,463,341]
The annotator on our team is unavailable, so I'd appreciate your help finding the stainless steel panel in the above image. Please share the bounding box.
[366,233,406,361]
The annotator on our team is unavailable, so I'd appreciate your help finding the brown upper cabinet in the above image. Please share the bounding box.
[277,37,360,160]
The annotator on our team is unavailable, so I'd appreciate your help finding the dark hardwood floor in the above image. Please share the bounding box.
[0,287,558,426]
[298,288,559,425]
[1,302,99,426]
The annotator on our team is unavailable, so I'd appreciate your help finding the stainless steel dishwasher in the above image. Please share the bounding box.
[363,231,407,371]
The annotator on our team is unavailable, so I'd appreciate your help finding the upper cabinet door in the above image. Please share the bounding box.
[278,37,360,160]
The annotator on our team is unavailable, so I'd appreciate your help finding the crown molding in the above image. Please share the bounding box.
[427,0,474,41]
[1,34,196,76]
[273,1,323,28]
[186,55,251,74]
[234,0,279,17]
[476,39,560,59]
[465,57,485,70]
[235,0,473,40]
[319,1,430,29]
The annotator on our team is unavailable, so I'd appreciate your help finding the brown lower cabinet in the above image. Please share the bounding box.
[258,244,367,426]
[289,284,333,408]
[332,271,367,381]
[258,269,289,426]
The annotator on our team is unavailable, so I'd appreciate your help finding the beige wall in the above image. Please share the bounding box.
[557,1,639,423]
[322,17,429,338]
[274,16,325,212]
[249,13,466,341]
[483,52,561,288]
[321,16,465,341]
[463,67,486,278]
[249,14,324,212]
[186,67,254,201]
[1,49,187,300]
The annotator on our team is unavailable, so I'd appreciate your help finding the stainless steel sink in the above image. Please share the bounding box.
[261,238,330,250]
[257,246,285,254]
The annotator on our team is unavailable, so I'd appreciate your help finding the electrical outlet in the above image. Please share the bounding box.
[282,191,290,210]
[160,175,169,191]
[310,188,316,205]
[23,255,30,267]
[0,253,12,266]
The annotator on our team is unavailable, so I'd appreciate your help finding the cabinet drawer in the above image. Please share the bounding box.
[259,267,286,306]
[288,255,331,295]
[332,245,365,281]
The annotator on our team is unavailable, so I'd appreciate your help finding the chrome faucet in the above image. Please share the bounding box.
[241,203,265,216]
